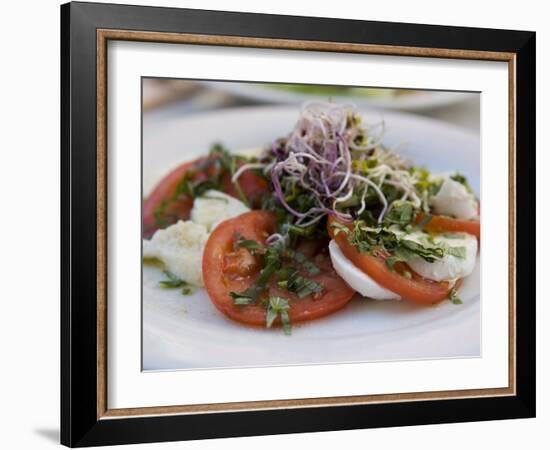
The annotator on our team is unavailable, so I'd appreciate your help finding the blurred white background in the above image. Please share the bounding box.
[143,79,480,132]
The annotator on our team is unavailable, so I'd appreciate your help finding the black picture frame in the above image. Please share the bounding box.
[61,1,535,447]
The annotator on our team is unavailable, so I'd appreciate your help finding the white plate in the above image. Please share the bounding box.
[201,81,476,112]
[143,106,480,370]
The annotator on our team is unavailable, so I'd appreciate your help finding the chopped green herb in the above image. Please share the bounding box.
[150,143,259,229]
[282,248,320,274]
[232,296,256,305]
[266,297,291,335]
[234,234,265,255]
[428,179,443,197]
[442,232,466,239]
[282,269,323,298]
[158,270,186,288]
[450,173,474,194]
[211,143,251,207]
[385,248,410,270]
[159,271,195,295]
[447,246,467,259]
[153,199,170,228]
[330,221,350,237]
[383,201,415,227]
[286,223,316,237]
[229,237,323,304]
[290,250,306,263]
[199,194,229,203]
[400,238,446,262]
[334,219,450,269]
[448,288,463,305]
[229,244,283,302]
[302,260,321,276]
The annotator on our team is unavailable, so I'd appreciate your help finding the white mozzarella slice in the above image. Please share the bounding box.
[143,220,209,287]
[406,233,478,282]
[430,176,478,220]
[191,190,250,232]
[143,190,249,287]
[329,240,401,301]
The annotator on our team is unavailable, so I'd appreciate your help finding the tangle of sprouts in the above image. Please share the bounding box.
[233,101,422,231]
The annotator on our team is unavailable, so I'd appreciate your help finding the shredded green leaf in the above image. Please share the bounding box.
[150,143,257,229]
[158,270,186,288]
[331,219,464,272]
[442,232,466,239]
[447,246,467,259]
[383,201,415,227]
[450,172,474,194]
[266,297,292,335]
[302,260,321,276]
[449,288,463,305]
[230,244,283,302]
[234,234,265,255]
[159,271,194,295]
[232,297,255,305]
[282,269,323,298]
[199,194,229,203]
[230,239,323,304]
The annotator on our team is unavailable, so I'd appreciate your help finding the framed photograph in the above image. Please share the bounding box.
[61,1,536,447]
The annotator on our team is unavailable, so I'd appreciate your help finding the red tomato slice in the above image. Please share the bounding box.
[143,159,201,238]
[222,170,269,208]
[203,211,355,327]
[327,217,455,304]
[416,213,480,240]
[143,156,268,238]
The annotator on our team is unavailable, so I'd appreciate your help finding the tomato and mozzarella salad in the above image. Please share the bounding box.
[143,102,480,333]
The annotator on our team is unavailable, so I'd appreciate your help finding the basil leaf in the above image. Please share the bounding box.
[281,270,323,298]
[302,260,321,276]
[265,308,278,328]
[199,194,229,203]
[384,201,415,226]
[442,232,465,239]
[234,234,265,255]
[159,271,195,296]
[266,297,291,334]
[450,173,474,194]
[449,288,463,305]
[230,245,282,302]
[158,270,185,288]
[283,248,320,275]
[449,289,462,305]
[280,311,292,335]
[232,296,256,305]
[385,247,411,270]
[447,246,467,259]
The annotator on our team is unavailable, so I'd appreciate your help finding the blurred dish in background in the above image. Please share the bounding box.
[199,81,477,111]
[142,79,199,111]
